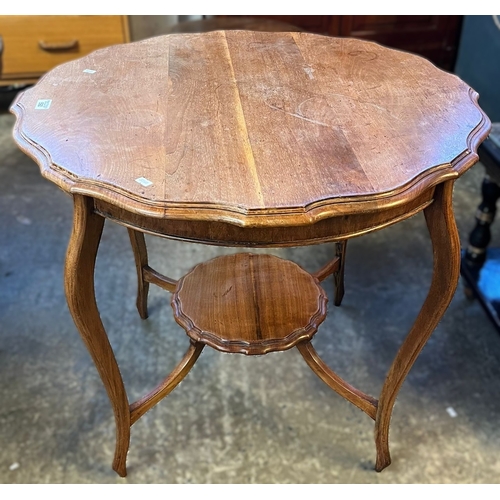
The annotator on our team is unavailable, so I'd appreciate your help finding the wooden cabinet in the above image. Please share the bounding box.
[335,16,462,71]
[0,15,129,84]
[215,15,463,71]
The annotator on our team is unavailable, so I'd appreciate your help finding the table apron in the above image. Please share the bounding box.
[93,188,435,247]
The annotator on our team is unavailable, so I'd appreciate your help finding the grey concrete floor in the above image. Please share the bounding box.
[1,109,500,484]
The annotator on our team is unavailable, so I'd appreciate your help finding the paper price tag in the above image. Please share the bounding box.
[35,99,52,110]
[135,177,153,187]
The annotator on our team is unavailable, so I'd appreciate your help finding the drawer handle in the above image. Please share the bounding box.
[38,39,78,51]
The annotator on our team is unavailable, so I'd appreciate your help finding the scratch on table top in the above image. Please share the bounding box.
[266,100,333,129]
[303,67,315,79]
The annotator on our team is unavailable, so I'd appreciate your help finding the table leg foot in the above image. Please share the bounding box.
[113,456,128,478]
[463,284,475,301]
[375,451,392,472]
[374,180,460,471]
[128,228,150,319]
[65,195,131,477]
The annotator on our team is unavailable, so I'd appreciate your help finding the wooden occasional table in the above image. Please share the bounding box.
[10,31,490,477]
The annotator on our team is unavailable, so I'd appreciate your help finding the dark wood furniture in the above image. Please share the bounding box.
[10,31,490,477]
[461,124,500,331]
[166,17,303,34]
[213,15,463,70]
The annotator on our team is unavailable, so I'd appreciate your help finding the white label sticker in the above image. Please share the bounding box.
[35,99,52,110]
[83,69,96,74]
[135,177,153,187]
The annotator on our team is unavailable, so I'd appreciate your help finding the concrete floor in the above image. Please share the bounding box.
[1,107,500,484]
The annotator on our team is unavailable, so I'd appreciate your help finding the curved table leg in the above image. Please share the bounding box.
[128,228,150,319]
[65,195,131,477]
[374,180,460,471]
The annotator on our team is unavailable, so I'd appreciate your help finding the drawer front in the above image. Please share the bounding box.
[0,15,129,81]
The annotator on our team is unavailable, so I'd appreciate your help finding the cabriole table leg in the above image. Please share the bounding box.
[64,194,131,477]
[374,180,460,471]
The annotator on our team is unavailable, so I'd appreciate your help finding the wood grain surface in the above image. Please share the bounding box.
[0,15,129,83]
[93,188,434,247]
[10,31,490,227]
[11,29,491,478]
[172,253,328,355]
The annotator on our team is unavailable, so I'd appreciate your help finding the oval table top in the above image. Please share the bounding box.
[11,30,490,227]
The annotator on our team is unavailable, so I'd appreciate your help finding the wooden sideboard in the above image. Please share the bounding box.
[215,15,463,71]
[0,15,129,85]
